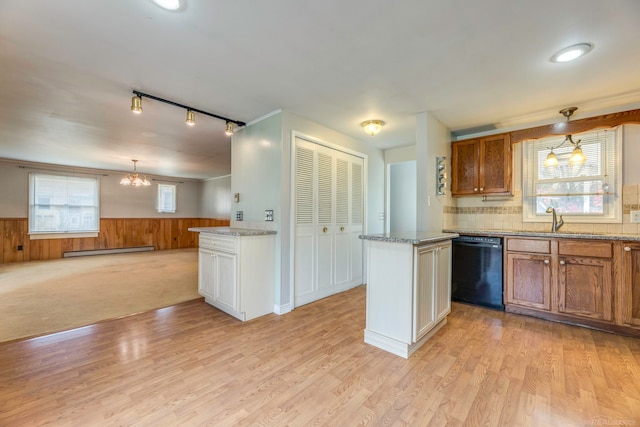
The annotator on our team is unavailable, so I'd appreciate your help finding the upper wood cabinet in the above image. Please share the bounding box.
[451,133,512,196]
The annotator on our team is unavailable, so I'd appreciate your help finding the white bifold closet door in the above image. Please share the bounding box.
[294,137,364,308]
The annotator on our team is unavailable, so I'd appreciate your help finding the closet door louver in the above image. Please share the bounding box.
[295,146,314,225]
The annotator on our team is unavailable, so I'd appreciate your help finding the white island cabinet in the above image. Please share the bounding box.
[360,232,458,358]
[189,227,276,322]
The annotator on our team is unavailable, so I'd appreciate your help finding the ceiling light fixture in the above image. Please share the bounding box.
[544,107,587,167]
[225,122,234,136]
[361,120,385,136]
[550,43,594,63]
[120,160,151,187]
[130,90,245,135]
[151,0,182,11]
[131,95,143,114]
[186,110,196,126]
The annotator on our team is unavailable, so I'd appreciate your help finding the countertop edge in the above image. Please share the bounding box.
[359,232,459,245]
[444,228,640,242]
[188,227,277,236]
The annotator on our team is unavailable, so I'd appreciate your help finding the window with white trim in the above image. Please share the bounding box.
[29,173,100,234]
[157,184,176,213]
[523,127,622,223]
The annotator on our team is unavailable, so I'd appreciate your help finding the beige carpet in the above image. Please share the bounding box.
[0,248,201,343]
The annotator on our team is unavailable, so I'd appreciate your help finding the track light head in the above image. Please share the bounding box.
[225,122,234,136]
[186,110,196,126]
[131,96,143,114]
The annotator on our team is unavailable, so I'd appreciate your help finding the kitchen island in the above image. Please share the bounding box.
[360,232,459,358]
[189,227,276,321]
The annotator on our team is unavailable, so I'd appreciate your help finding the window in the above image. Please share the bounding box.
[29,173,100,234]
[157,184,176,213]
[523,127,621,223]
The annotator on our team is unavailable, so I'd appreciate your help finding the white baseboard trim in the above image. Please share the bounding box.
[273,303,292,315]
[364,318,447,359]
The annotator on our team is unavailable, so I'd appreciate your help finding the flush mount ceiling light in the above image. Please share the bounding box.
[130,90,245,136]
[544,107,587,167]
[550,43,594,63]
[361,120,385,136]
[151,0,182,11]
[120,160,151,187]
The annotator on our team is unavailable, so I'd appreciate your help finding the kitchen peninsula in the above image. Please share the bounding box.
[189,227,276,322]
[360,232,459,358]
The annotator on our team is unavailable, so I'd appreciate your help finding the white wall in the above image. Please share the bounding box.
[200,175,231,218]
[389,161,417,232]
[416,112,451,232]
[0,159,201,218]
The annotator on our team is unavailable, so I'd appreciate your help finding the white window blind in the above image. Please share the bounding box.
[29,173,100,234]
[522,127,622,223]
[157,184,177,213]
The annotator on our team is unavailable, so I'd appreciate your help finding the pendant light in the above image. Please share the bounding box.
[544,107,586,167]
[120,160,151,187]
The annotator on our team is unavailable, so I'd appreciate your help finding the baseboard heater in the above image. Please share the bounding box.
[63,246,155,258]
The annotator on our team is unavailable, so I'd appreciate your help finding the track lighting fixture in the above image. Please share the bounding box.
[120,160,151,187]
[186,110,196,126]
[225,122,234,136]
[130,90,245,136]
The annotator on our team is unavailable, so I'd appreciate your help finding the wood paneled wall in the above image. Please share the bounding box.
[0,218,230,264]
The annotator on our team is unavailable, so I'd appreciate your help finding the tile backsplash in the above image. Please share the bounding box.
[444,184,640,235]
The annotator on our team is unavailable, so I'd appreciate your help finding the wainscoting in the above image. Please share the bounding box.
[0,217,229,264]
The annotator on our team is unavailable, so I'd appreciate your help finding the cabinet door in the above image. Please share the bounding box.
[451,139,479,195]
[621,243,640,327]
[558,256,612,321]
[414,245,436,342]
[214,251,238,312]
[435,243,452,322]
[479,134,511,194]
[505,253,552,311]
[198,248,216,299]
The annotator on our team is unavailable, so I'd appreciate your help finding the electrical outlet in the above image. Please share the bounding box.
[236,211,243,221]
[631,210,640,223]
[265,210,274,221]
[17,245,23,251]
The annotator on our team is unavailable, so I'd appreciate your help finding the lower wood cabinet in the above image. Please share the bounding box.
[504,237,634,335]
[620,242,640,328]
[505,252,552,311]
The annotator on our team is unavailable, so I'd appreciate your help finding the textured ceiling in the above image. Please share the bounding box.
[0,0,639,179]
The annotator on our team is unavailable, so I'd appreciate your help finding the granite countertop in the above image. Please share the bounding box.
[443,228,640,242]
[188,227,277,236]
[359,231,459,245]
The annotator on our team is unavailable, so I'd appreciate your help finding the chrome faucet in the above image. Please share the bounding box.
[545,207,564,232]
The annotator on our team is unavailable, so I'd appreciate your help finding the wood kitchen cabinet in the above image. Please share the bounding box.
[505,237,625,334]
[451,133,512,196]
[505,238,552,311]
[620,242,640,329]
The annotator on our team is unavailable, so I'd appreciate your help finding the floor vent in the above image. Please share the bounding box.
[63,246,155,258]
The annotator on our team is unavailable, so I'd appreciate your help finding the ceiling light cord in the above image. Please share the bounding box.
[130,90,246,130]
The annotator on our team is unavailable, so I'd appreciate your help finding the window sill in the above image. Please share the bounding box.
[29,232,99,240]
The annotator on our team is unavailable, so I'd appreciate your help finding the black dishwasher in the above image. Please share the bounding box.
[451,235,504,310]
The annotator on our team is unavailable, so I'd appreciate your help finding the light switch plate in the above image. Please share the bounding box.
[631,210,640,223]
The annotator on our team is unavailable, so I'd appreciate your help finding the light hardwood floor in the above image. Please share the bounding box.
[1,286,639,426]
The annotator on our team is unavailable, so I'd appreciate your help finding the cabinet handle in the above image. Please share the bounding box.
[322,227,328,233]
[474,188,478,192]
[340,226,345,232]
[559,260,566,265]
[625,246,632,252]
[480,187,484,191]
[543,259,549,264]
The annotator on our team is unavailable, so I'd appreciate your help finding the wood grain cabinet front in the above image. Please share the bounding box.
[451,133,512,196]
[505,252,552,311]
[620,242,640,329]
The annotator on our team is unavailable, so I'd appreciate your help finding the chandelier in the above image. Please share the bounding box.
[544,107,587,167]
[120,160,151,187]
